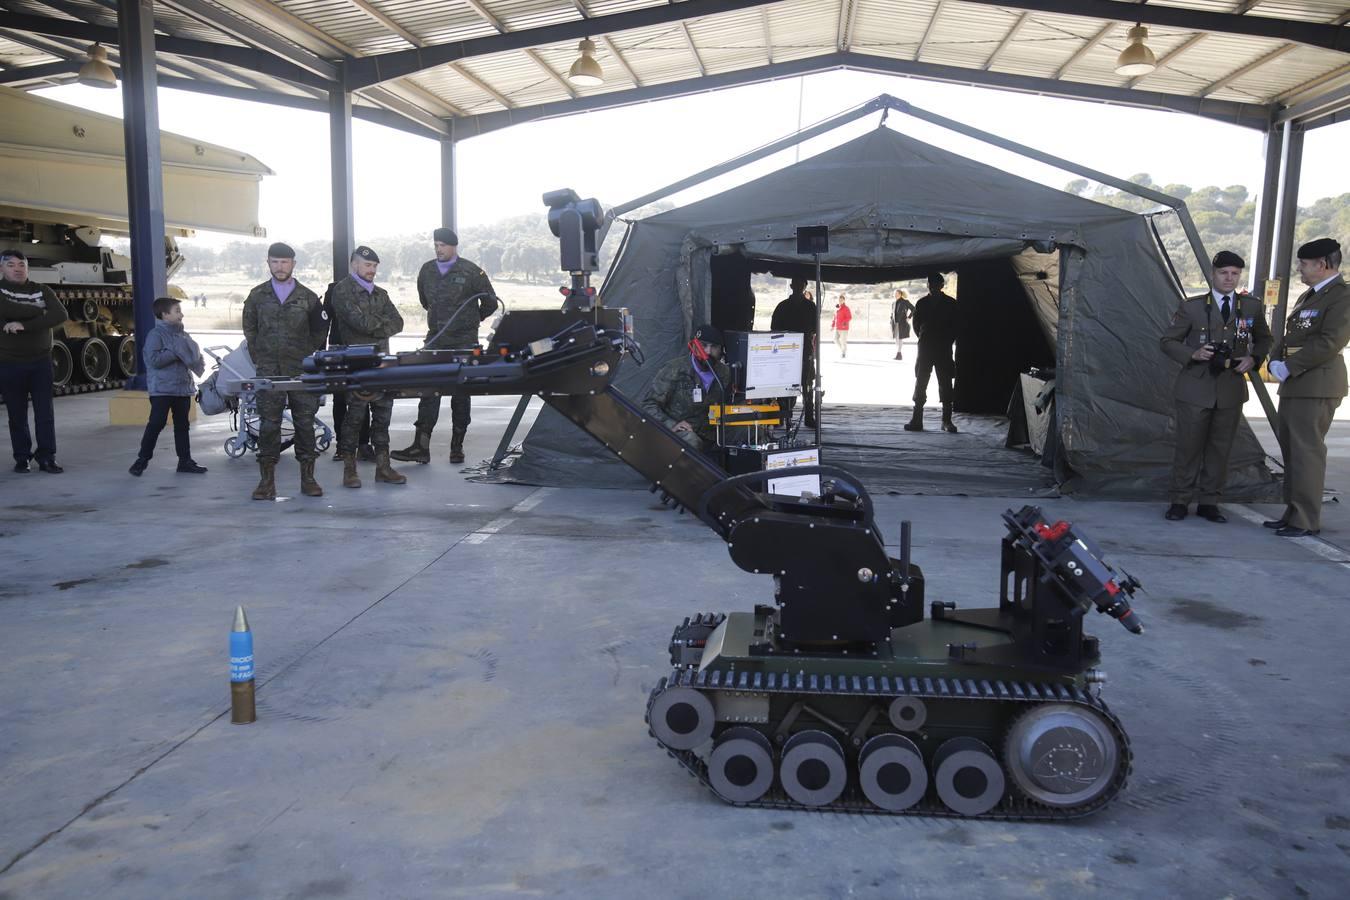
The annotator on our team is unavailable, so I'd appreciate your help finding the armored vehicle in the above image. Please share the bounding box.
[0,86,270,394]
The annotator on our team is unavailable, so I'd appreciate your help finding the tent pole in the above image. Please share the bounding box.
[813,252,823,448]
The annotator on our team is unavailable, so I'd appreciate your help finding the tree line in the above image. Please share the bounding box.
[1063,175,1349,289]
[178,202,673,283]
[177,182,1346,290]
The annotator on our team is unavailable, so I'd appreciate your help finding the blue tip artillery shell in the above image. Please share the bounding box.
[230,628,254,682]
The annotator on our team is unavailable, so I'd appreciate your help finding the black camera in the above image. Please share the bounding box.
[1206,342,1233,374]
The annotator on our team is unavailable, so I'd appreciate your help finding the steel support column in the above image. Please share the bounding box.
[440,136,457,232]
[118,0,166,391]
[1269,122,1306,346]
[1249,125,1283,293]
[330,69,355,282]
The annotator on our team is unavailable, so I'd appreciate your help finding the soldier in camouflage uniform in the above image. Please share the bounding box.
[329,246,406,489]
[392,227,498,465]
[640,324,730,452]
[242,242,329,500]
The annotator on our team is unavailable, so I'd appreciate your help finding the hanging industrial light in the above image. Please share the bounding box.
[567,38,604,87]
[1114,24,1157,77]
[77,43,117,88]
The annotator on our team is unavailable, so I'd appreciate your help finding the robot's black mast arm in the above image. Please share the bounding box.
[298,308,767,539]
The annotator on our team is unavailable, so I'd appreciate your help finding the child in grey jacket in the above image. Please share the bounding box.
[130,297,207,475]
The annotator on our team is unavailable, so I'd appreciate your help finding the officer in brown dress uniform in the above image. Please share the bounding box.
[1265,238,1350,537]
[1160,250,1271,522]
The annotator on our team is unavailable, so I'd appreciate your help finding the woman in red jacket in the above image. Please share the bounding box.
[831,294,852,358]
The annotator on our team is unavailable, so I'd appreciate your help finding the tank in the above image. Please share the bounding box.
[0,86,270,395]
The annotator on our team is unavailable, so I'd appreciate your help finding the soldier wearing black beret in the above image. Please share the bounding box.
[1265,238,1348,536]
[1160,250,1271,522]
[391,227,498,465]
[242,241,328,499]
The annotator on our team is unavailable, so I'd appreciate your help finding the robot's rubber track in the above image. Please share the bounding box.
[647,647,1132,821]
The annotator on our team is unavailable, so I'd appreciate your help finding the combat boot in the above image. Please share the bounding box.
[299,459,323,497]
[449,428,467,464]
[941,403,959,434]
[903,406,925,432]
[343,455,361,489]
[251,459,277,501]
[390,428,431,464]
[374,451,406,484]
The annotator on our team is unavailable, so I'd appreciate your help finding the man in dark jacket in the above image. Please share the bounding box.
[242,242,328,500]
[392,228,497,465]
[329,247,406,489]
[906,273,961,433]
[1,249,68,473]
[770,277,818,427]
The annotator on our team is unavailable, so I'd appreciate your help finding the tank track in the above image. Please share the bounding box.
[646,614,1132,821]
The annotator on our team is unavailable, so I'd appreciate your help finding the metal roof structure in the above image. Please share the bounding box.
[0,0,1347,139]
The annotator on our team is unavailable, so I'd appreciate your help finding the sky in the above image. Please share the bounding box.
[37,69,1348,248]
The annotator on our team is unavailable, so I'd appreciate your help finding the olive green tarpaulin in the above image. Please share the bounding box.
[508,126,1276,499]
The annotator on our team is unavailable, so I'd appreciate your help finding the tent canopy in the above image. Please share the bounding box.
[510,124,1275,499]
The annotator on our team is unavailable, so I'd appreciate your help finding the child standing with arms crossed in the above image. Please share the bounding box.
[130,297,207,476]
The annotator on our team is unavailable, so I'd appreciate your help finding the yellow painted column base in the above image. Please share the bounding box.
[108,389,198,426]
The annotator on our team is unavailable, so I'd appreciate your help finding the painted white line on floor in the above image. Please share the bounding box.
[1231,504,1350,570]
[462,515,517,545]
[511,487,556,513]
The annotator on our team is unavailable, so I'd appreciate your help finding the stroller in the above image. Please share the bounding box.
[198,342,333,459]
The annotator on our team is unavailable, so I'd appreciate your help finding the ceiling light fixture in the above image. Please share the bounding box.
[77,43,117,88]
[1115,24,1157,77]
[567,38,604,87]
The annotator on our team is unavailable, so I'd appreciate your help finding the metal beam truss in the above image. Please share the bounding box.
[3,1,1347,140]
[449,51,1278,137]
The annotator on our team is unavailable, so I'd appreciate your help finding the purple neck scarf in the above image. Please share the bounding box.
[351,272,375,294]
[436,256,458,276]
[271,278,295,302]
[691,352,716,392]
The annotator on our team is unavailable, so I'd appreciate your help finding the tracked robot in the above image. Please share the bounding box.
[282,190,1145,819]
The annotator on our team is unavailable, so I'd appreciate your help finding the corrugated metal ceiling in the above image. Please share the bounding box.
[0,0,1345,129]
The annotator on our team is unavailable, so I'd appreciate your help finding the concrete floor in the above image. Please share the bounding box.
[3,350,1350,899]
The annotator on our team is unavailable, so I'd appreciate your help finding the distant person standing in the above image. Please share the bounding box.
[831,294,852,358]
[392,227,497,466]
[771,276,818,427]
[906,273,961,434]
[329,246,406,489]
[891,288,914,360]
[1266,238,1350,537]
[241,242,328,500]
[0,248,68,473]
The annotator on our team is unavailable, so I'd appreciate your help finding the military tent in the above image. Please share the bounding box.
[507,123,1276,499]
